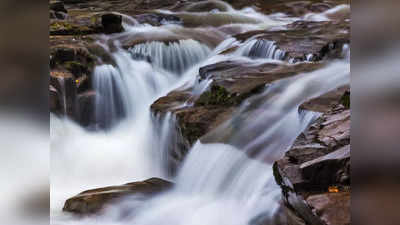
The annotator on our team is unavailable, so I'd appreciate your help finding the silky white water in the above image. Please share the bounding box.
[51,2,350,224]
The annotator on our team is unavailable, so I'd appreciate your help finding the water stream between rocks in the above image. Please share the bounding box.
[50,1,350,224]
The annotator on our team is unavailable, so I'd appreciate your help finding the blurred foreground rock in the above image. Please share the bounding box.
[63,178,173,215]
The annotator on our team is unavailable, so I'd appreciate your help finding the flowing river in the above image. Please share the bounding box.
[50,1,350,224]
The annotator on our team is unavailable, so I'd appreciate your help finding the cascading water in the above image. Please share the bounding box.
[51,1,350,225]
[93,65,128,129]
[241,39,286,60]
[129,39,211,74]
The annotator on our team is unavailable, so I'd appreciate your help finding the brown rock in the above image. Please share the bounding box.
[306,192,350,225]
[63,178,173,215]
[273,104,350,225]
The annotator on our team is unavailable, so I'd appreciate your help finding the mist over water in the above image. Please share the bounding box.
[50,2,350,225]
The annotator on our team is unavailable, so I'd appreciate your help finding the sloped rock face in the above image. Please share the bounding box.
[151,61,341,167]
[273,103,351,225]
[63,178,173,215]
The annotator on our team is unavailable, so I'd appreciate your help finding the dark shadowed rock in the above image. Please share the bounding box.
[63,178,173,215]
[50,85,61,114]
[50,1,68,13]
[50,71,77,117]
[300,86,349,113]
[75,90,96,127]
[301,145,350,186]
[101,13,124,34]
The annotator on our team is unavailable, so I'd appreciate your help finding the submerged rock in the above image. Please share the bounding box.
[63,178,173,215]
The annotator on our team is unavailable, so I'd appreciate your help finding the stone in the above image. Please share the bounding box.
[50,1,68,13]
[75,90,96,127]
[301,145,350,186]
[101,13,124,34]
[273,104,350,225]
[306,192,350,225]
[50,71,77,117]
[63,178,173,215]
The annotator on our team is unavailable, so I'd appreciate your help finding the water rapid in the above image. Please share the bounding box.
[51,2,350,225]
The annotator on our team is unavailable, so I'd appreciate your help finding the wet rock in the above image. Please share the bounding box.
[50,71,77,117]
[50,41,96,81]
[273,104,350,225]
[300,86,349,113]
[63,178,173,215]
[50,85,61,114]
[130,52,152,63]
[50,1,67,14]
[301,145,350,186]
[306,192,350,225]
[151,61,323,167]
[50,21,99,35]
[197,61,322,102]
[75,90,96,127]
[235,21,350,62]
[101,13,124,34]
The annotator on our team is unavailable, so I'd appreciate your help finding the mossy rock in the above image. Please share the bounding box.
[196,85,235,106]
[50,21,100,35]
[340,90,350,109]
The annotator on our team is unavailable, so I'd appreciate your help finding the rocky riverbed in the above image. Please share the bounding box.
[50,1,351,225]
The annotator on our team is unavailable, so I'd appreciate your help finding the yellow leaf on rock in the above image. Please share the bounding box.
[328,186,339,193]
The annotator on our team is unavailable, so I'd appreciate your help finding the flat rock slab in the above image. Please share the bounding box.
[63,178,173,215]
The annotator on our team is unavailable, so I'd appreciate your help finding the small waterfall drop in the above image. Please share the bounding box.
[129,39,211,74]
[242,39,286,60]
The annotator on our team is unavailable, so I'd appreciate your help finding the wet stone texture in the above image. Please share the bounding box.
[63,178,173,215]
[151,61,348,171]
[273,102,350,225]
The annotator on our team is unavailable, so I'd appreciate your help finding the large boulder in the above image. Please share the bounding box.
[63,178,173,215]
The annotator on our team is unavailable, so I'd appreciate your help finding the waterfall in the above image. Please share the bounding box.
[241,39,286,60]
[51,2,350,224]
[129,39,211,74]
[93,65,128,129]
